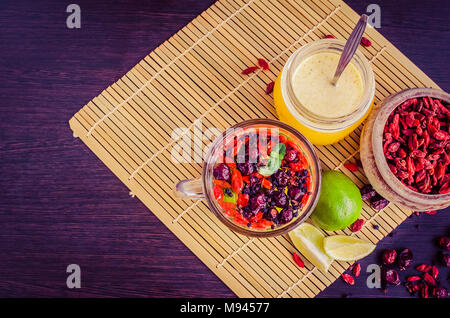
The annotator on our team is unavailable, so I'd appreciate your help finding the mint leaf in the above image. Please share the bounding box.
[258,143,286,177]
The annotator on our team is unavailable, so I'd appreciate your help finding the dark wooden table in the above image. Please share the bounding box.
[0,0,449,298]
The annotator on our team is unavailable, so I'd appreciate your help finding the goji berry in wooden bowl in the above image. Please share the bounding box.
[360,88,450,211]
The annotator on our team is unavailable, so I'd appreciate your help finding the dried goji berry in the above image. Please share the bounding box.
[293,252,305,268]
[352,263,361,277]
[231,169,244,194]
[407,276,421,282]
[257,58,269,70]
[221,201,236,210]
[344,162,359,171]
[233,215,248,225]
[261,178,272,189]
[350,219,365,232]
[289,162,303,172]
[423,272,436,286]
[341,273,355,285]
[431,266,439,279]
[241,66,258,75]
[361,37,372,47]
[213,179,232,188]
[213,185,223,202]
[237,193,249,207]
[324,34,336,39]
[415,264,432,272]
[265,81,275,94]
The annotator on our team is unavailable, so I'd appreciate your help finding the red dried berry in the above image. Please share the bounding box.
[433,287,448,298]
[341,273,354,285]
[324,34,336,39]
[257,58,269,70]
[423,272,436,286]
[420,284,429,298]
[415,264,432,272]
[241,66,258,75]
[431,265,439,279]
[398,248,413,270]
[407,276,421,282]
[382,267,400,285]
[361,37,372,47]
[265,81,275,94]
[352,263,361,277]
[382,249,397,265]
[350,219,365,232]
[344,162,359,172]
[292,252,305,268]
[439,237,450,250]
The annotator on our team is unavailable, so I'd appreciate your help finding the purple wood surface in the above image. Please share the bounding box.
[0,0,448,298]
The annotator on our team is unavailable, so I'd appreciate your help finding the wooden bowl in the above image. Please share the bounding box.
[360,88,450,211]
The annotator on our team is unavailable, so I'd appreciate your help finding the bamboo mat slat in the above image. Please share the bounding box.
[69,0,440,298]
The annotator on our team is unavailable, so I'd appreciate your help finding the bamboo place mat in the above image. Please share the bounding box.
[69,0,440,297]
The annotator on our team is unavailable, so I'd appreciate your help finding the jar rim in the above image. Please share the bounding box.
[280,39,375,132]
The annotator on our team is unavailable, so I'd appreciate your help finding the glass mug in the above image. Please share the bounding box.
[174,119,322,237]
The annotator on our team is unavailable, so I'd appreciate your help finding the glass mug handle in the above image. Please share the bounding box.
[174,178,205,199]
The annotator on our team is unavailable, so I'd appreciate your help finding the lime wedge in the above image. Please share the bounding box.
[288,223,334,273]
[323,235,376,261]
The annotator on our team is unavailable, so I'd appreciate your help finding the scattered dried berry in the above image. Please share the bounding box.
[324,34,336,39]
[405,282,421,295]
[293,252,305,268]
[257,58,269,70]
[360,184,376,200]
[432,287,448,298]
[361,37,372,47]
[382,249,397,265]
[265,81,274,94]
[398,248,413,270]
[382,267,400,285]
[373,224,379,230]
[350,219,365,232]
[423,272,436,286]
[344,162,359,171]
[370,193,390,210]
[439,237,450,250]
[241,66,258,75]
[431,266,439,279]
[415,264,432,272]
[352,263,361,277]
[341,273,355,285]
[420,284,429,298]
[406,276,421,282]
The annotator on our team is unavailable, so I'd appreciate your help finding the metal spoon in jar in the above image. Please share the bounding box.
[330,14,368,86]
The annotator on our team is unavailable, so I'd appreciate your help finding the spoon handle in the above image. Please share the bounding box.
[331,14,368,86]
